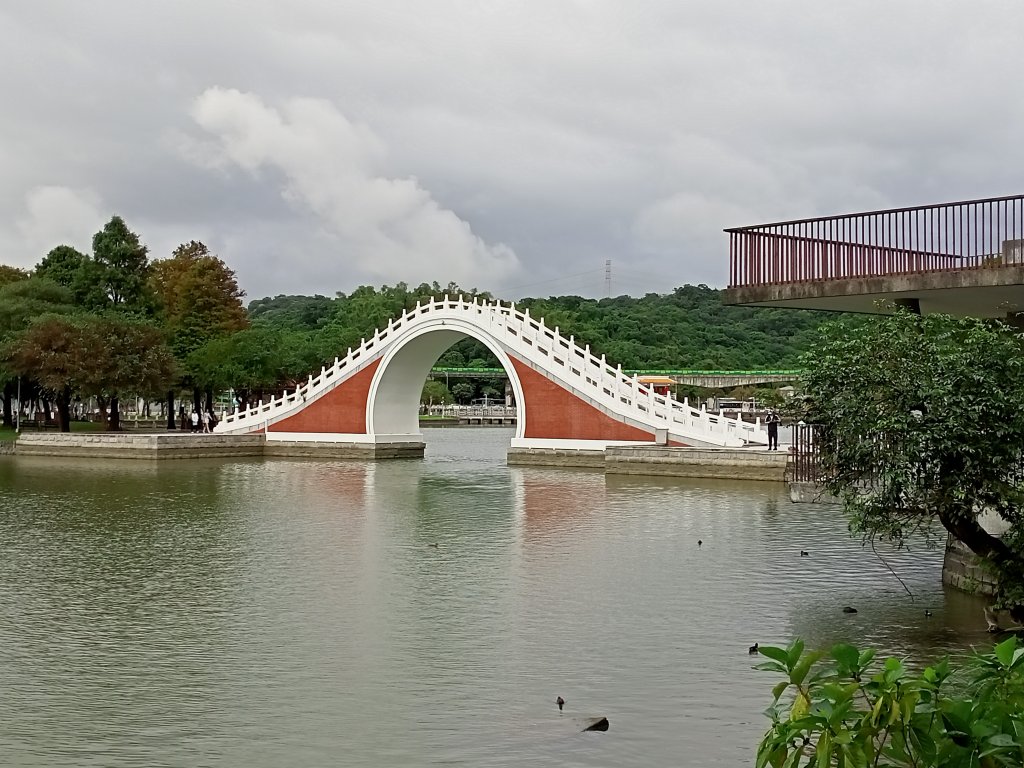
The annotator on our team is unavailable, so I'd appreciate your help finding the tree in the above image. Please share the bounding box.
[90,216,153,312]
[800,310,1024,616]
[451,381,475,403]
[2,315,90,431]
[1,314,175,431]
[0,265,29,288]
[76,316,177,430]
[188,326,316,412]
[421,379,453,406]
[150,241,248,356]
[34,245,88,288]
[756,637,1024,768]
[149,241,249,421]
[0,278,76,427]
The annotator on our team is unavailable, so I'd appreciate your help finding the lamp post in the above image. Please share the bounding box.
[15,376,21,433]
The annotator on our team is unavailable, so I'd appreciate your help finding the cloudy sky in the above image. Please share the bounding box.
[2,2,1022,301]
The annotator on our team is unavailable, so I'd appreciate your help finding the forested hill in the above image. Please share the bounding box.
[248,284,844,371]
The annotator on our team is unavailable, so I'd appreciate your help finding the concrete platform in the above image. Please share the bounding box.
[10,433,422,461]
[506,445,787,480]
[263,440,424,459]
[605,446,788,482]
[15,433,265,459]
[506,447,606,469]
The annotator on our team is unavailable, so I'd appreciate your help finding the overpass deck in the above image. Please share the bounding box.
[724,193,1024,317]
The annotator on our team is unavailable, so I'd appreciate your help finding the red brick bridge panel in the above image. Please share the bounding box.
[510,357,653,441]
[270,359,380,434]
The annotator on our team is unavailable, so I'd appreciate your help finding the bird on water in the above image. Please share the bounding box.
[748,643,759,655]
[800,550,809,557]
[842,606,858,614]
[698,539,703,547]
[556,696,565,711]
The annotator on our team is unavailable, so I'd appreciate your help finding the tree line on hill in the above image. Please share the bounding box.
[0,215,844,431]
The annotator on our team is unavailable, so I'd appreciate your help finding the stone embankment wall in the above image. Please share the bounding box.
[941,537,998,596]
[788,482,840,504]
[0,442,15,456]
[15,433,264,459]
[263,441,424,459]
[9,433,424,461]
[508,445,788,480]
[506,447,606,469]
[605,446,787,481]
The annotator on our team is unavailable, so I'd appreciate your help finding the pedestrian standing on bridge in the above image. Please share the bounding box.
[765,409,780,451]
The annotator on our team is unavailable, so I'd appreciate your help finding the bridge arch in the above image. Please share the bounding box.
[366,317,526,439]
[215,296,768,452]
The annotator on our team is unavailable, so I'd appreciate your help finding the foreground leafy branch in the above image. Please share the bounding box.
[756,637,1024,768]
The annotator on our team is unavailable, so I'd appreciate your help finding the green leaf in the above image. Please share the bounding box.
[986,732,1018,748]
[772,680,790,702]
[759,645,792,666]
[787,639,806,670]
[994,636,1017,667]
[831,643,859,670]
[791,650,825,687]
[757,661,790,675]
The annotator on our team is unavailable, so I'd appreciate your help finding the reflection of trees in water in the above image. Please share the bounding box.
[782,583,991,664]
[0,456,252,728]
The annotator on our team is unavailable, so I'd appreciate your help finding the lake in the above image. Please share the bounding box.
[0,427,990,767]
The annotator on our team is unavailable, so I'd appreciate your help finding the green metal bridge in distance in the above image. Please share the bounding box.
[429,367,801,388]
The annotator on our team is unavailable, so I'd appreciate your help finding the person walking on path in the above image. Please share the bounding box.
[201,410,211,434]
[190,410,200,433]
[765,409,780,451]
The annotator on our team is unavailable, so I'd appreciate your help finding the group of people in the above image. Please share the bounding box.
[179,407,217,433]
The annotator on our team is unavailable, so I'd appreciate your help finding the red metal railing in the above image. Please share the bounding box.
[727,194,1024,288]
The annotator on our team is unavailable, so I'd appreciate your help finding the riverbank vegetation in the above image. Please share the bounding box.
[756,636,1024,767]
[798,309,1024,619]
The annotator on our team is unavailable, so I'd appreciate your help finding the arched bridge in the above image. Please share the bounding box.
[216,296,769,453]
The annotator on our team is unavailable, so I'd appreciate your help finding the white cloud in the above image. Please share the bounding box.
[13,186,103,265]
[187,87,520,289]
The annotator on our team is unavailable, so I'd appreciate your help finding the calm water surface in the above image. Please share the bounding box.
[0,428,991,767]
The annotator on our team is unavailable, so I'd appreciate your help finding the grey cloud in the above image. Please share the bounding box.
[2,2,1024,299]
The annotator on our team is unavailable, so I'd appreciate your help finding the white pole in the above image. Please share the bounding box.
[15,376,21,433]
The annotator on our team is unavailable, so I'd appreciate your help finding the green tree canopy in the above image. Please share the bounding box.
[34,245,88,288]
[0,265,30,288]
[89,216,153,313]
[2,314,175,431]
[801,310,1024,615]
[150,240,249,360]
[0,278,76,339]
